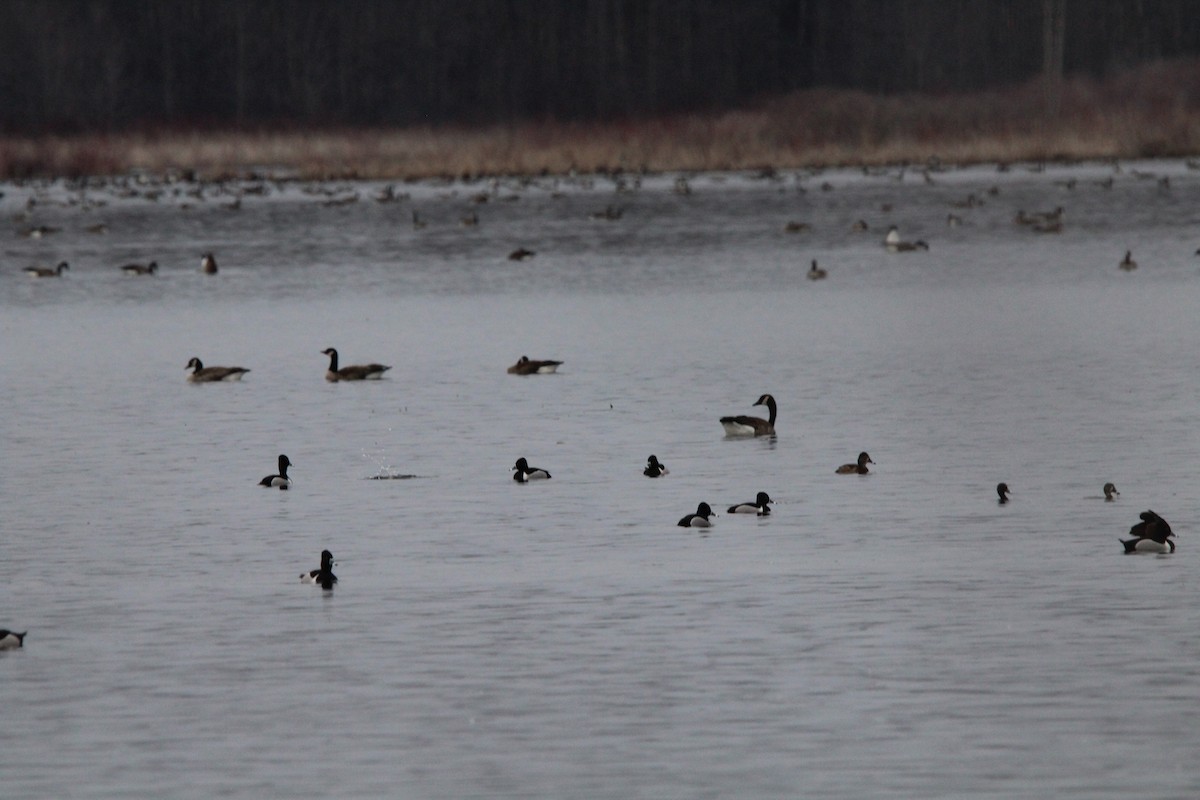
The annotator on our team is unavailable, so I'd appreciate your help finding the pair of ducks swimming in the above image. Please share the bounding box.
[995,482,1120,503]
[678,493,773,527]
[186,348,391,383]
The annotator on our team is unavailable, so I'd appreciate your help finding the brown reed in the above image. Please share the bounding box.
[2,59,1199,181]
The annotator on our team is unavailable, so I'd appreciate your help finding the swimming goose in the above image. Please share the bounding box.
[185,357,250,382]
[200,253,218,274]
[120,261,157,275]
[836,452,875,474]
[883,226,928,252]
[0,629,26,650]
[677,502,715,528]
[24,261,68,277]
[507,355,563,375]
[1121,510,1175,553]
[301,549,338,589]
[720,393,777,436]
[643,455,669,478]
[512,457,551,482]
[1104,483,1120,501]
[259,454,292,490]
[727,492,771,515]
[1119,251,1137,271]
[996,482,1011,504]
[322,348,391,381]
[807,260,828,280]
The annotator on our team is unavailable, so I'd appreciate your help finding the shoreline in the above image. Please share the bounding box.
[3,60,1199,181]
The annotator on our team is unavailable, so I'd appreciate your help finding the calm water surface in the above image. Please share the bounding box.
[3,162,1200,798]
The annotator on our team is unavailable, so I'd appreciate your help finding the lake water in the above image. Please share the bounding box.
[3,161,1199,798]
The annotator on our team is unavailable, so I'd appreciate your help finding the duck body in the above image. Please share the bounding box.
[200,253,218,274]
[643,455,669,478]
[1103,482,1120,501]
[836,452,874,474]
[301,549,338,589]
[186,356,249,382]
[322,348,391,381]
[507,356,563,375]
[259,454,292,490]
[512,457,551,482]
[807,260,828,280]
[727,492,771,515]
[1120,510,1175,554]
[0,629,26,649]
[121,261,157,275]
[1119,251,1137,271]
[720,393,777,436]
[678,502,715,528]
[883,226,928,252]
[24,261,68,277]
[508,247,536,261]
[997,482,1011,504]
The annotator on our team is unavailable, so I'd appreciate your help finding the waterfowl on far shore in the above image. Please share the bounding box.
[507,355,563,375]
[677,502,714,528]
[807,260,828,280]
[259,454,292,490]
[200,253,218,274]
[836,452,874,474]
[24,261,68,277]
[643,455,669,478]
[1104,482,1120,501]
[719,393,777,436]
[301,549,337,589]
[1121,510,1175,553]
[996,482,1011,504]
[0,629,26,650]
[512,457,551,482]
[120,261,157,275]
[185,357,250,382]
[727,492,771,515]
[1119,250,1137,271]
[322,348,391,381]
[883,226,928,252]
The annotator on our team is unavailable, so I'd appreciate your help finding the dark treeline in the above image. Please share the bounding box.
[2,0,1199,133]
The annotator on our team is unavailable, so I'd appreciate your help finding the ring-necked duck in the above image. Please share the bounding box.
[643,455,669,478]
[677,502,715,528]
[727,492,771,515]
[512,457,551,482]
[0,630,26,650]
[1121,510,1175,553]
[301,550,337,589]
[836,452,874,474]
[507,356,563,375]
[259,455,292,490]
[996,482,1011,504]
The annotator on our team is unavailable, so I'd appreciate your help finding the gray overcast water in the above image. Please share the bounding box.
[2,162,1199,798]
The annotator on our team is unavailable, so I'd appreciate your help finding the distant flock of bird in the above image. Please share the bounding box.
[5,167,1183,650]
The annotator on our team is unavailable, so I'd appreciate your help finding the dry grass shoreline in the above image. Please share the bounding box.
[3,60,1200,181]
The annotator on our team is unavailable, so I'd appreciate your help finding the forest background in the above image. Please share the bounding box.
[2,0,1199,179]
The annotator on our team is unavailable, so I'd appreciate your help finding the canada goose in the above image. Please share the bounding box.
[0,629,26,649]
[185,357,249,383]
[643,455,669,478]
[1121,510,1175,553]
[120,261,157,275]
[727,492,771,515]
[1119,251,1137,271]
[836,452,874,475]
[508,247,536,261]
[322,348,391,381]
[997,483,1011,504]
[301,549,337,589]
[719,393,777,436]
[200,253,218,274]
[883,226,928,252]
[807,260,828,280]
[259,455,292,490]
[677,502,714,527]
[507,356,563,375]
[24,261,68,277]
[1104,483,1120,501]
[512,457,551,482]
